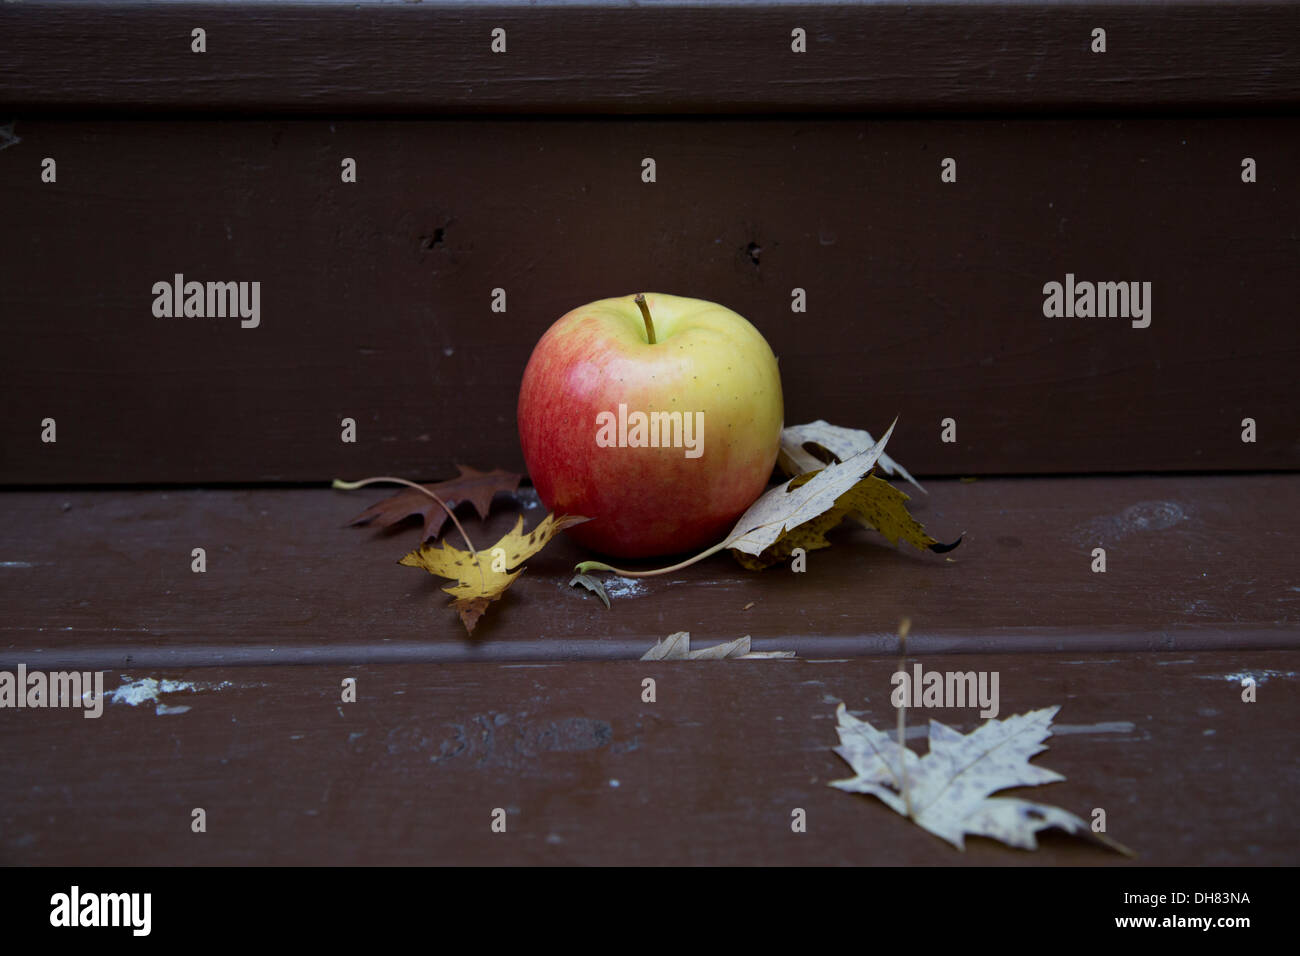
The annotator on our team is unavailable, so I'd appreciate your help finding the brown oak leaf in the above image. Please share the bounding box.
[346,465,521,542]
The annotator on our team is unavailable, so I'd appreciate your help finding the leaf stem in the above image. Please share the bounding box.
[574,537,731,578]
[333,476,477,557]
[634,293,657,345]
[896,617,913,819]
[1093,831,1138,859]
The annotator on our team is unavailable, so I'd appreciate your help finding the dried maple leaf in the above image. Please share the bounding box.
[345,465,521,542]
[400,513,587,634]
[640,632,794,660]
[727,421,958,569]
[574,420,958,578]
[829,704,1134,855]
[779,419,924,493]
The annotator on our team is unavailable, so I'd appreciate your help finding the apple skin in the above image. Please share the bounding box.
[518,293,784,558]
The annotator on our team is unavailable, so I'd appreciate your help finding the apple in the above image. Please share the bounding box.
[517,292,784,558]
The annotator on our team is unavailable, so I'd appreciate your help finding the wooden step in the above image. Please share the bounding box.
[1,652,1293,865]
[1,476,1295,668]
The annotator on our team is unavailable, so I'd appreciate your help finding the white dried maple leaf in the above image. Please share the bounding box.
[829,704,1132,854]
[640,632,795,661]
[779,420,924,493]
[725,420,896,558]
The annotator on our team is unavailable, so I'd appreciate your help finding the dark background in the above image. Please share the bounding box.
[2,2,1298,484]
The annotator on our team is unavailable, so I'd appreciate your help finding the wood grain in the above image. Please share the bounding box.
[2,2,1299,114]
[1,476,1295,669]
[2,653,1294,865]
[2,118,1297,483]
[4,0,1297,873]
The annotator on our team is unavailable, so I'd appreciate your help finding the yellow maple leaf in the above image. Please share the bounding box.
[843,474,934,549]
[400,513,588,634]
[727,422,954,569]
[731,473,947,570]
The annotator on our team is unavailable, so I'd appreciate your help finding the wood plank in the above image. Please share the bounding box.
[1,475,1295,668]
[3,2,1299,113]
[2,118,1297,483]
[2,652,1294,865]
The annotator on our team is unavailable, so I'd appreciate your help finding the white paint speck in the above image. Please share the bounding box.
[109,677,178,706]
[1206,671,1296,684]
[108,676,241,715]
[608,779,620,788]
[1052,721,1136,736]
[603,576,645,598]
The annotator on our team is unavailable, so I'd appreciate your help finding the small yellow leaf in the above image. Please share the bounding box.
[840,475,934,551]
[400,513,588,634]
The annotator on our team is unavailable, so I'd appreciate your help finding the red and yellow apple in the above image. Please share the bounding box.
[517,292,784,558]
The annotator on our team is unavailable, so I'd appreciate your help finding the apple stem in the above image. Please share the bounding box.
[634,293,657,345]
[332,476,477,557]
[574,537,731,578]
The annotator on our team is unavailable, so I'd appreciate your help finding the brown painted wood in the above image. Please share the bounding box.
[2,117,1297,484]
[4,0,1296,875]
[1,475,1296,669]
[2,652,1294,865]
[3,2,1299,114]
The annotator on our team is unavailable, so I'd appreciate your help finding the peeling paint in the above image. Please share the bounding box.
[1052,721,1136,736]
[603,576,645,598]
[1205,670,1295,684]
[1073,500,1189,547]
[107,675,252,716]
[844,714,1136,739]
